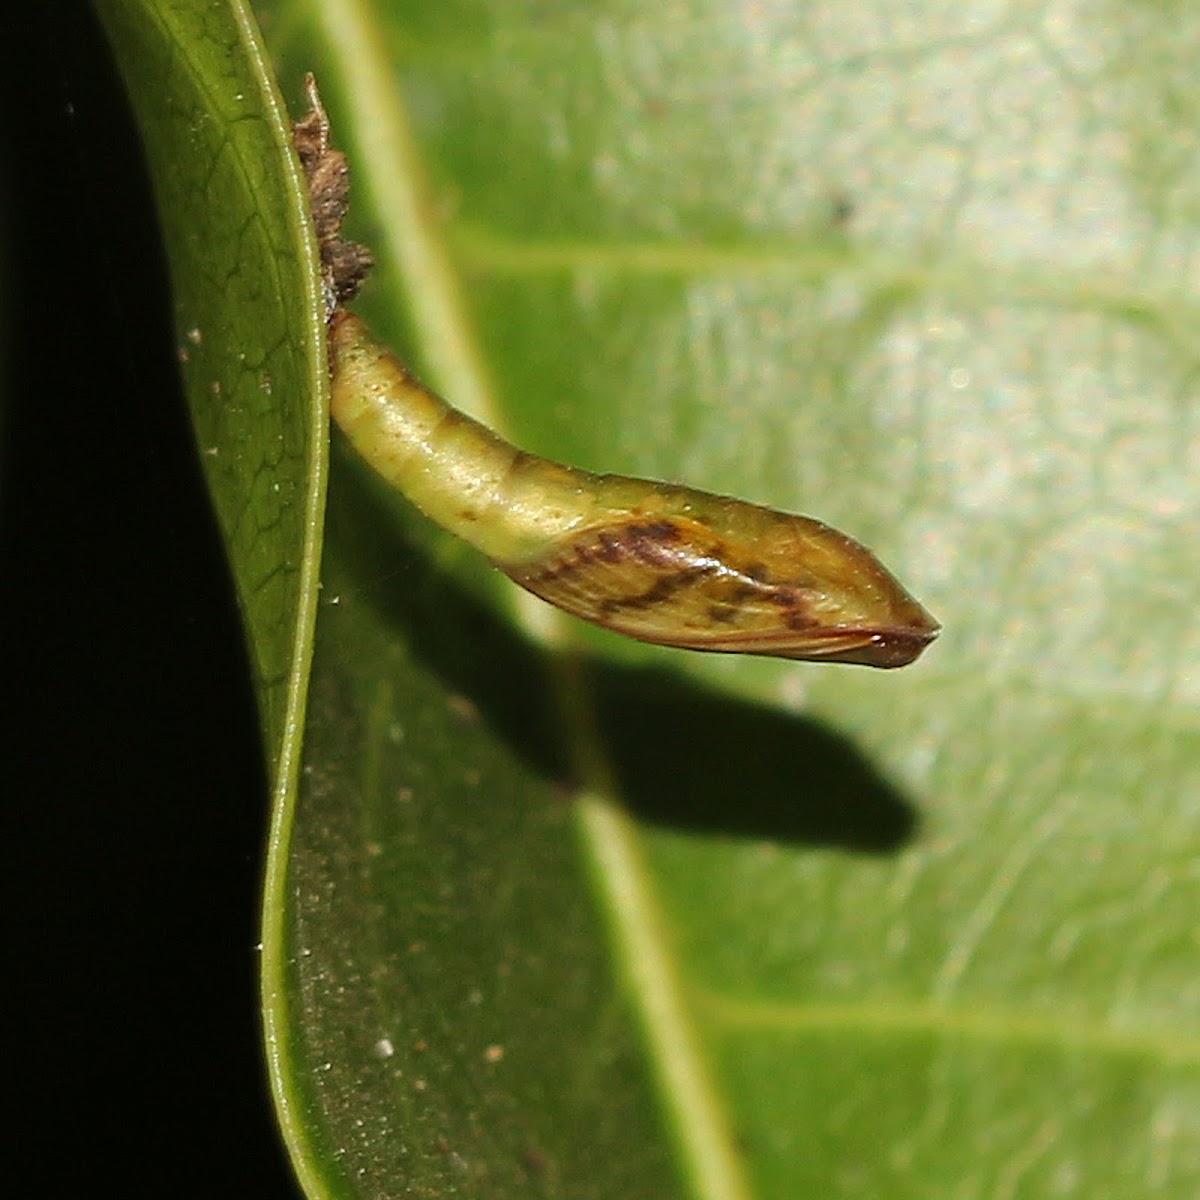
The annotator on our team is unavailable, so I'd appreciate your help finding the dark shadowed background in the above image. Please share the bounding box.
[3,5,299,1194]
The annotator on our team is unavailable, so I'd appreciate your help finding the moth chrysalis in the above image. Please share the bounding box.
[296,78,939,668]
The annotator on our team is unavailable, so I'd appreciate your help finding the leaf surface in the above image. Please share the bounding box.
[110,0,1200,1196]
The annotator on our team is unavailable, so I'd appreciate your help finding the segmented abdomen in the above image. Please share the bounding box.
[329,309,938,667]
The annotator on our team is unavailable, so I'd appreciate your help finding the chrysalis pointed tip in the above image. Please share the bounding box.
[817,617,940,668]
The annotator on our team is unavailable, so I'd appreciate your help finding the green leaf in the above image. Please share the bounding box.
[93,0,326,764]
[92,0,330,1182]
[108,0,1200,1197]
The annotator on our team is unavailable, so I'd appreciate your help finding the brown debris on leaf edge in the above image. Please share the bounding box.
[292,75,373,315]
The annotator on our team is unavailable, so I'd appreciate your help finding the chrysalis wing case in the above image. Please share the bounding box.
[328,311,939,668]
[296,75,938,668]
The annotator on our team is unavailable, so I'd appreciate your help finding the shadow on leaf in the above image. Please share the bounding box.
[327,448,918,853]
[588,665,916,851]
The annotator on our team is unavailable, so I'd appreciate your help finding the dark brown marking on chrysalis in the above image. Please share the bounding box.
[522,522,715,618]
[521,519,824,633]
[628,521,684,544]
[597,567,708,615]
[511,520,799,642]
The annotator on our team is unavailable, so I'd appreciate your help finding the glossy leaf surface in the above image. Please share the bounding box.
[108,0,1200,1196]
